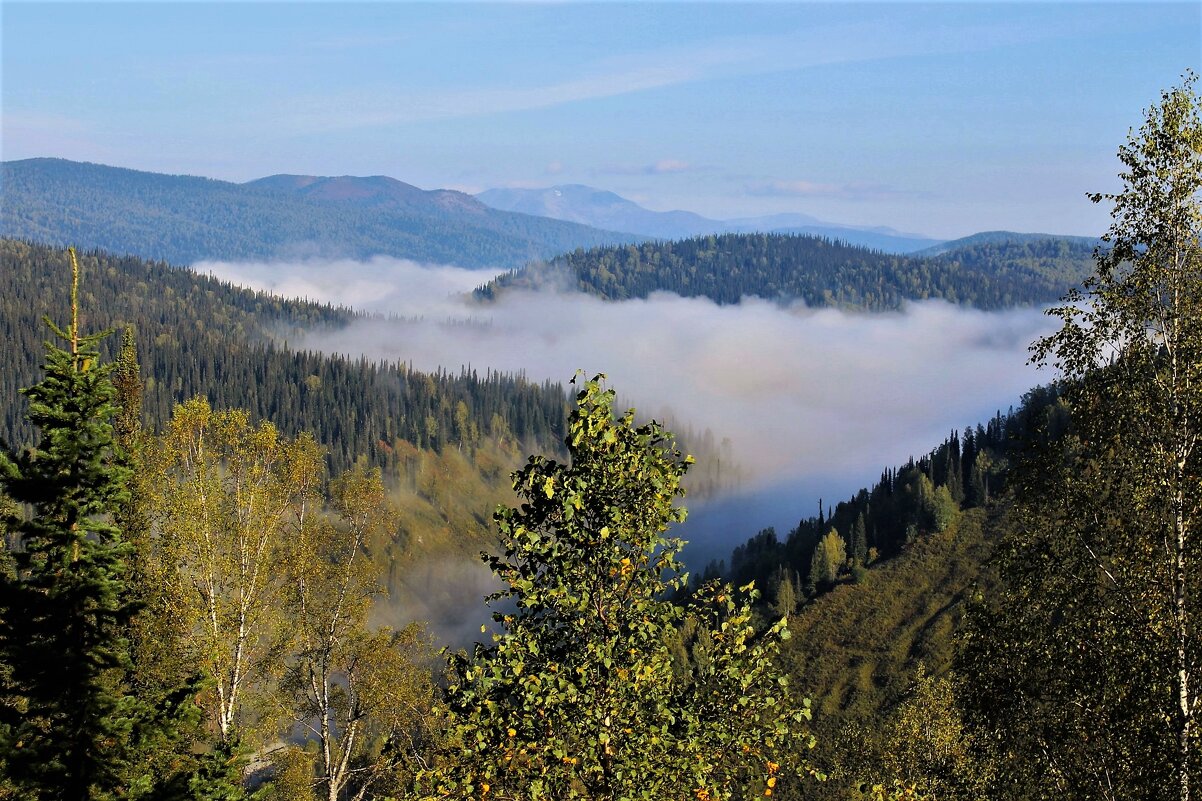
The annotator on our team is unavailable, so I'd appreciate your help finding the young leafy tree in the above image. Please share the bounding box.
[275,466,436,801]
[430,375,813,801]
[809,529,845,592]
[960,75,1202,800]
[878,666,991,801]
[146,397,325,746]
[0,249,186,799]
[770,565,799,619]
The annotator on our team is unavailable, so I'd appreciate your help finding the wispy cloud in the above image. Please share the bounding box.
[277,62,699,134]
[271,15,1055,136]
[603,159,696,176]
[746,179,926,202]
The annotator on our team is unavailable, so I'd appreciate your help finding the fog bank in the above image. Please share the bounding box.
[197,256,1057,565]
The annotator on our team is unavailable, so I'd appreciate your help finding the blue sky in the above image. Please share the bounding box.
[2,2,1198,238]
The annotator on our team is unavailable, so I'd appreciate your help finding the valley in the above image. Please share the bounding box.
[1,3,1197,798]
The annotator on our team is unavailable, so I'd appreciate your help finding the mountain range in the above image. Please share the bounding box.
[0,159,633,268]
[1,158,1098,275]
[475,184,944,254]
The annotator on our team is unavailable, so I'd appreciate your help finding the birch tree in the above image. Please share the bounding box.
[276,466,436,801]
[431,375,814,801]
[961,75,1202,801]
[149,397,324,744]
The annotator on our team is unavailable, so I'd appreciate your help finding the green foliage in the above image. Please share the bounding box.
[0,249,192,799]
[431,376,813,800]
[877,666,992,800]
[478,232,1096,311]
[959,75,1202,800]
[809,530,846,591]
[913,477,958,534]
[849,515,867,568]
[156,737,260,801]
[770,566,799,619]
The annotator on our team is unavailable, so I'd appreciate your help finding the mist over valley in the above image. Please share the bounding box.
[197,254,1056,566]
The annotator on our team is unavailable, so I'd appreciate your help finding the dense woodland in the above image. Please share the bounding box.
[0,159,632,269]
[0,80,1199,801]
[706,388,1065,799]
[0,240,570,474]
[476,232,1097,311]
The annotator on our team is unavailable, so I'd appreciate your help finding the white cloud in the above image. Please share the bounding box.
[197,254,1059,573]
[198,256,1054,492]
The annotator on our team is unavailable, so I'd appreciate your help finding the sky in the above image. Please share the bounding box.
[2,2,1198,239]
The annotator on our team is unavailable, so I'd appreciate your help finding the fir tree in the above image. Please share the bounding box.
[0,249,188,799]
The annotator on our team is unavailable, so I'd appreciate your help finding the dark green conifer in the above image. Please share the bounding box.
[0,250,194,800]
[851,512,868,567]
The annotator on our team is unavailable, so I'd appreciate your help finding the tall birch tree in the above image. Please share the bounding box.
[148,398,324,745]
[961,75,1202,801]
[276,466,436,801]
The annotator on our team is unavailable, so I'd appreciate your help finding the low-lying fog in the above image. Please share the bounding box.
[197,255,1057,573]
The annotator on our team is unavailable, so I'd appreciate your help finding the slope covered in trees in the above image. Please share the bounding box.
[477,232,1096,310]
[707,391,1061,799]
[0,240,570,474]
[712,76,1202,801]
[0,158,633,268]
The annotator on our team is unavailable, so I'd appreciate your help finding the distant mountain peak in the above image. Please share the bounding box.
[476,183,943,254]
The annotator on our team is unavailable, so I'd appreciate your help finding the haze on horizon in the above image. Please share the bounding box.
[2,2,1198,240]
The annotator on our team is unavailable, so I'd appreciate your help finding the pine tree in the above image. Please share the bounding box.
[850,513,868,567]
[0,249,161,798]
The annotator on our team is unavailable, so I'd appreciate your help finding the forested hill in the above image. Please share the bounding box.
[711,386,1067,798]
[476,232,1098,310]
[915,229,1101,258]
[0,240,570,472]
[0,158,633,269]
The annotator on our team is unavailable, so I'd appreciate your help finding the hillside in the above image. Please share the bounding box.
[0,159,633,268]
[476,184,941,253]
[477,232,1096,310]
[0,240,570,473]
[915,230,1100,258]
[708,389,1064,798]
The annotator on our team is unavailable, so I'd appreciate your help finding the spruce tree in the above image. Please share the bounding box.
[850,513,868,567]
[0,249,179,799]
